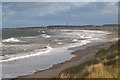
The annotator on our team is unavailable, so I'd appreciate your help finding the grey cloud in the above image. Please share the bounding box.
[2,2,118,28]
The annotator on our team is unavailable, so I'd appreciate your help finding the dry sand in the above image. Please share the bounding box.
[17,33,118,79]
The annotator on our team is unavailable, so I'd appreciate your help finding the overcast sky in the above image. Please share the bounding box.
[2,2,118,28]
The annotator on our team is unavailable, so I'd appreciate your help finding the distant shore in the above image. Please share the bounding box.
[16,27,118,78]
[4,24,118,31]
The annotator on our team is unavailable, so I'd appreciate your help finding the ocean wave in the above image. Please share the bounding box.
[21,36,38,39]
[68,40,91,48]
[57,42,62,45]
[38,31,40,32]
[0,55,10,60]
[42,34,51,38]
[72,39,78,42]
[54,39,62,42]
[0,46,53,63]
[42,31,45,33]
[2,37,20,43]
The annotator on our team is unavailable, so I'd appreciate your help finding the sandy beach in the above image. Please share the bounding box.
[17,32,118,78]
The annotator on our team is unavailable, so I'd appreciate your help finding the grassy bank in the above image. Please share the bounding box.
[58,40,120,78]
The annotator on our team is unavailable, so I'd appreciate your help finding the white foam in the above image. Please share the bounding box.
[0,56,5,60]
[2,38,20,43]
[42,34,51,38]
[42,31,45,33]
[0,46,53,63]
[57,42,62,45]
[69,40,91,48]
[72,39,78,42]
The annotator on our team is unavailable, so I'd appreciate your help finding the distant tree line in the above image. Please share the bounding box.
[47,24,118,28]
[103,24,118,26]
[5,24,118,29]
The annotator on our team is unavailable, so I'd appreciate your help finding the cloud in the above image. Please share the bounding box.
[3,2,62,17]
[55,2,117,16]
[2,2,118,28]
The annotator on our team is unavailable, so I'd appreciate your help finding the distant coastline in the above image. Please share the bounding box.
[3,24,119,36]
[3,24,118,30]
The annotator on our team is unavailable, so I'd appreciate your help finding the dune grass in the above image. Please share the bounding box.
[58,40,120,78]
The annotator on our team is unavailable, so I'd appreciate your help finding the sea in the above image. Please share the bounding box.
[1,28,111,78]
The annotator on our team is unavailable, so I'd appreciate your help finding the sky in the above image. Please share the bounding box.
[2,2,118,28]
[2,0,119,2]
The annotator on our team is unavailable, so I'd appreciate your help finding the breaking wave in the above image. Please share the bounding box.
[42,34,51,38]
[0,46,53,63]
[2,37,20,43]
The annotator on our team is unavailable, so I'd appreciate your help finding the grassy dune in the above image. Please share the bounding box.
[58,40,120,78]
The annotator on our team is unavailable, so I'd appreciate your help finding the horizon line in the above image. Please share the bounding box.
[2,24,118,29]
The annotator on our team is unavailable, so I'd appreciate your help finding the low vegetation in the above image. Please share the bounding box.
[58,40,120,78]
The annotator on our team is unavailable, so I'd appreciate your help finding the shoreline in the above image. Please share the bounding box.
[17,32,118,78]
